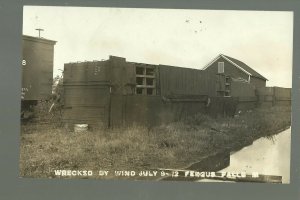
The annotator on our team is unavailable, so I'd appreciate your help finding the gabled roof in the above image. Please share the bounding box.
[202,54,268,81]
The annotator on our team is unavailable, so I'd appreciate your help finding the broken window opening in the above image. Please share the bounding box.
[136,77,144,85]
[136,66,144,75]
[146,68,155,76]
[135,64,156,95]
[146,78,154,86]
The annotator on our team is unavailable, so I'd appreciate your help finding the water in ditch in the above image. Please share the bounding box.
[198,127,291,183]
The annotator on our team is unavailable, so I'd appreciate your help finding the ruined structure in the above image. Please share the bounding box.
[62,55,290,128]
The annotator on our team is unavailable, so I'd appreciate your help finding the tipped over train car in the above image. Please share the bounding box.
[21,35,56,118]
[61,56,235,128]
[61,55,291,129]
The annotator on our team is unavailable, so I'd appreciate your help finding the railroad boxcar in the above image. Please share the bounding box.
[21,35,56,115]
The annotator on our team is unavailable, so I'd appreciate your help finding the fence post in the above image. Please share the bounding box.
[272,87,276,106]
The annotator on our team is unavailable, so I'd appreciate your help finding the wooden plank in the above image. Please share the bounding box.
[136,85,155,88]
[136,74,155,78]
[159,65,208,96]
[238,96,258,102]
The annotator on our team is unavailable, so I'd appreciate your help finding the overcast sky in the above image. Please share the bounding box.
[23,6,293,87]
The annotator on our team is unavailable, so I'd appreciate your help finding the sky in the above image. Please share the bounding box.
[23,6,293,88]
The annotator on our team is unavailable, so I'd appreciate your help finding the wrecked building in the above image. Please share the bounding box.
[61,55,290,128]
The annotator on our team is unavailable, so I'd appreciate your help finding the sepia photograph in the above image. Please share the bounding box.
[20,6,293,183]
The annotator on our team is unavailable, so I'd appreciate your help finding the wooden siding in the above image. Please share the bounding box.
[108,57,136,95]
[64,61,111,84]
[62,85,110,127]
[205,57,249,81]
[22,36,56,100]
[230,81,256,98]
[159,65,212,96]
[109,94,206,127]
[256,87,291,107]
[204,56,267,89]
[250,76,267,88]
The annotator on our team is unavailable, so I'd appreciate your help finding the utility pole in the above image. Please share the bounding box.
[35,28,44,38]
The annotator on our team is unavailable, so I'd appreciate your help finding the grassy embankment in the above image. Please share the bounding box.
[19,106,291,179]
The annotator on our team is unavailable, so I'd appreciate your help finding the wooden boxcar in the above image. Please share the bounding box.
[21,35,56,113]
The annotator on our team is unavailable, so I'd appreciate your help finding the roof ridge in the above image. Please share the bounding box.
[221,54,267,80]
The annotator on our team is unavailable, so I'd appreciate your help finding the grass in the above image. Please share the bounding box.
[19,105,291,179]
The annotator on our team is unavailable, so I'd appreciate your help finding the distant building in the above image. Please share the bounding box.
[202,54,268,89]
